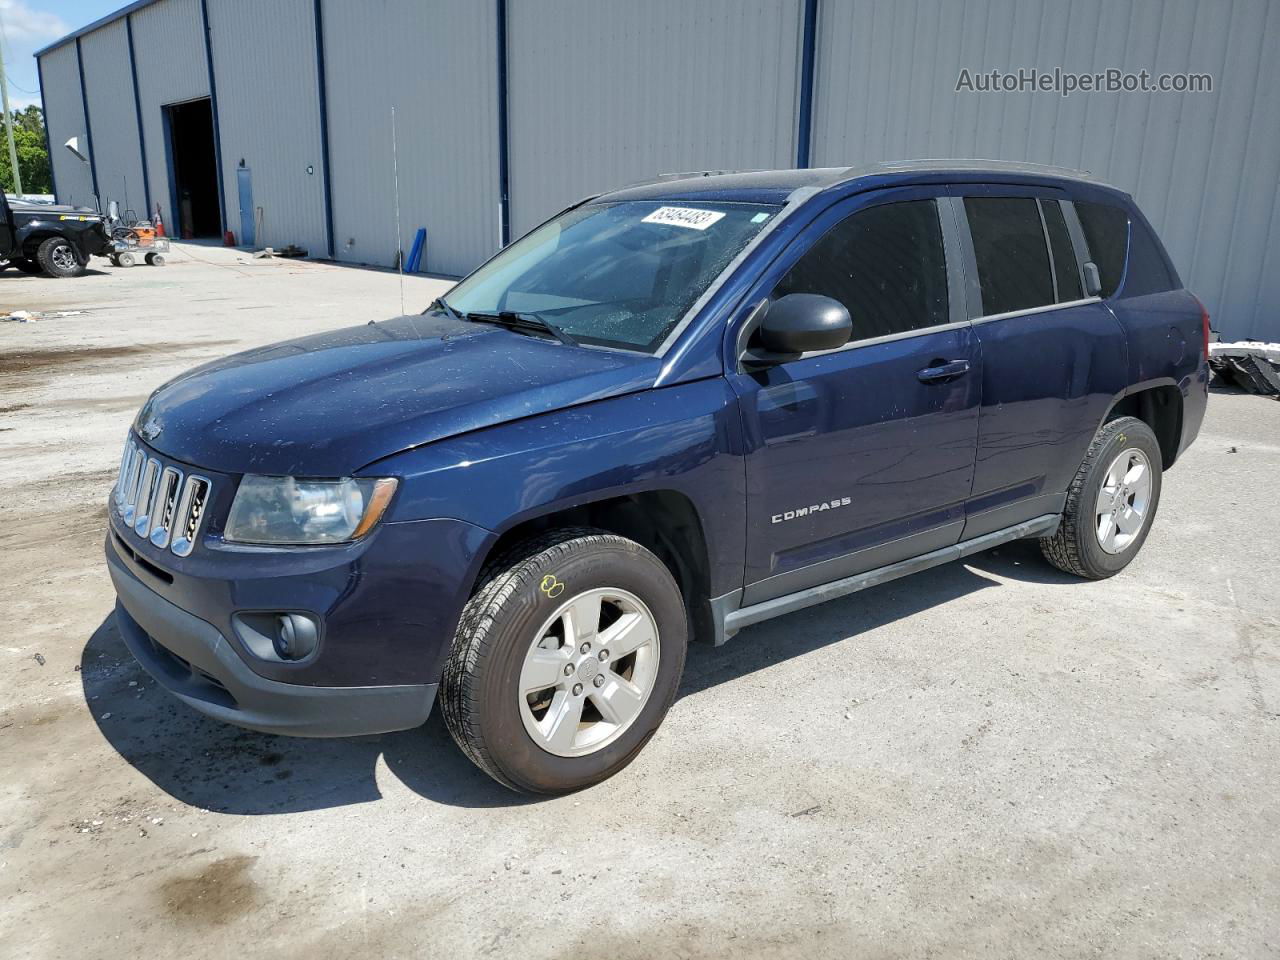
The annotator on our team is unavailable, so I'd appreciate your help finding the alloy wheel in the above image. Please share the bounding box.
[518,587,660,757]
[1093,447,1153,554]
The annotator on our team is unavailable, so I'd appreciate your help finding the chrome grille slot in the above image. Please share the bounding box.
[120,445,146,525]
[170,475,212,558]
[134,458,162,537]
[148,467,184,548]
[113,438,133,509]
[113,436,214,558]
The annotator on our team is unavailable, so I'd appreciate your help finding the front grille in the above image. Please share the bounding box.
[113,436,212,558]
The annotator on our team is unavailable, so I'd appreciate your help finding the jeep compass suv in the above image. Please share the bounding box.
[106,160,1208,793]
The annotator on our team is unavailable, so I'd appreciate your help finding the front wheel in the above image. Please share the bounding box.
[36,237,87,278]
[441,529,687,794]
[1040,415,1163,579]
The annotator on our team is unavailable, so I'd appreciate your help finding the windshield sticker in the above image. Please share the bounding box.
[642,206,726,230]
[751,212,770,223]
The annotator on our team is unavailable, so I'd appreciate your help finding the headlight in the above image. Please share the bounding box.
[224,476,398,545]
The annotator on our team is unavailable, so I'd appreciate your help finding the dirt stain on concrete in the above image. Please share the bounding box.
[157,855,261,926]
[0,340,240,377]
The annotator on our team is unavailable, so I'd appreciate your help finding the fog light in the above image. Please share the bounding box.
[274,613,318,661]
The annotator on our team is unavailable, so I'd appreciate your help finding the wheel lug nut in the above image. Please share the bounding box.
[580,642,591,654]
[598,649,609,661]
[572,683,583,696]
[563,664,574,677]
[593,674,605,688]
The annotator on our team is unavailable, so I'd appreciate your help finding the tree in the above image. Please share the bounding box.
[1,106,53,195]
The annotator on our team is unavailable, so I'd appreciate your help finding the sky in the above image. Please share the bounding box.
[1,0,121,110]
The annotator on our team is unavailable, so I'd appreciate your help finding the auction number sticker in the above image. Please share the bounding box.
[641,206,726,230]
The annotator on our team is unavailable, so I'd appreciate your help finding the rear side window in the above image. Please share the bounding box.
[1075,201,1129,298]
[1124,217,1179,296]
[963,197,1054,315]
[773,199,949,341]
[1040,200,1083,301]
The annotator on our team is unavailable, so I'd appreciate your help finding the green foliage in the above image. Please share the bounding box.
[1,106,53,195]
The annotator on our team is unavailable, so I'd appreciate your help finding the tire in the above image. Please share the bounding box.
[14,258,43,275]
[145,253,166,266]
[1040,416,1163,579]
[36,237,87,278]
[116,251,137,268]
[441,528,687,794]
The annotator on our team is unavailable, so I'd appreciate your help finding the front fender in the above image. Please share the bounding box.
[368,377,747,599]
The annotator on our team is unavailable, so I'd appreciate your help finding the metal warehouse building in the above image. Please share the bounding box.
[37,0,1280,340]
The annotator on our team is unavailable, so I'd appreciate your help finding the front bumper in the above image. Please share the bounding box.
[108,544,437,737]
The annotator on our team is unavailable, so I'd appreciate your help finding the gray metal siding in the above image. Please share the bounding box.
[811,0,1280,341]
[38,43,96,208]
[320,0,500,276]
[129,0,210,226]
[79,19,147,217]
[206,0,327,253]
[505,0,804,238]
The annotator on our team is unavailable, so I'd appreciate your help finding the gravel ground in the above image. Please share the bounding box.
[2,246,1277,959]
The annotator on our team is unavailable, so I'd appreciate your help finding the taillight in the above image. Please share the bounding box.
[1193,294,1210,357]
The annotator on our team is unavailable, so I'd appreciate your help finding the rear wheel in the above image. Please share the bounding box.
[1040,416,1163,579]
[145,253,166,266]
[36,237,87,278]
[441,528,687,794]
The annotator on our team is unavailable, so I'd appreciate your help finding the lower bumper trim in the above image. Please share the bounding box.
[108,545,436,738]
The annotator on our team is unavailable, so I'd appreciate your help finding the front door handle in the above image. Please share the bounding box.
[917,359,971,384]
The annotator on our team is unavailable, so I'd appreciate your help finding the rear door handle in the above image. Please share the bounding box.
[916,359,971,383]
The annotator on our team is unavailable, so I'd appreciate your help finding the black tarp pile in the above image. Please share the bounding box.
[1209,342,1280,396]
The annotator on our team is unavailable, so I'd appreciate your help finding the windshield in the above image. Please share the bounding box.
[443,200,780,352]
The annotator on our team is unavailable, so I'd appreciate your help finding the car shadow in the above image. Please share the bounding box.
[82,541,1076,813]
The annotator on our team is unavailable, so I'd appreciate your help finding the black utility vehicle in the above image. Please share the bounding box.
[0,194,110,278]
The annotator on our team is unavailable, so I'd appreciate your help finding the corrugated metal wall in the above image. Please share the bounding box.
[40,42,95,208]
[78,19,145,217]
[129,0,210,226]
[320,0,499,276]
[811,0,1280,341]
[206,0,328,254]
[504,0,804,237]
[35,0,1280,339]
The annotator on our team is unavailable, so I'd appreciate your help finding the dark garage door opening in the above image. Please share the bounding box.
[164,98,221,239]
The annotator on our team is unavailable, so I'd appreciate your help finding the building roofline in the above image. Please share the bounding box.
[34,0,161,58]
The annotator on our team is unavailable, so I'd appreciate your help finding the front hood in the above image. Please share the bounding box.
[137,314,660,476]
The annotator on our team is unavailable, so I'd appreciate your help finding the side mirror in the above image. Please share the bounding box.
[744,293,852,366]
[1082,261,1102,297]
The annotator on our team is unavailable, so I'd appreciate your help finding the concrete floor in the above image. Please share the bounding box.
[2,246,1277,959]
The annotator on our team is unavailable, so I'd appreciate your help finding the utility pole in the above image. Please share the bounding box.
[0,14,23,196]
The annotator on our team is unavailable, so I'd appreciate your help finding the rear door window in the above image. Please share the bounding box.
[1040,200,1083,301]
[1074,201,1129,298]
[773,199,949,341]
[963,197,1055,315]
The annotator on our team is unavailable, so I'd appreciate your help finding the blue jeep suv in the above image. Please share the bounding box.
[106,160,1208,793]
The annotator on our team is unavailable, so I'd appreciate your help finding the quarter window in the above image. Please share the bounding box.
[964,197,1055,315]
[773,199,949,341]
[1123,216,1179,297]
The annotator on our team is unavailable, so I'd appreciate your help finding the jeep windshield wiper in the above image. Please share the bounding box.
[429,297,463,321]
[462,310,578,347]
